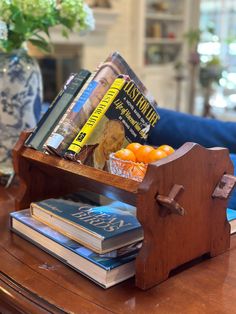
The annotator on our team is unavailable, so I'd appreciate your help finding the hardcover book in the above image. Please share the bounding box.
[227,208,236,234]
[44,51,158,157]
[24,70,91,151]
[44,71,96,156]
[30,198,143,254]
[65,76,160,170]
[24,72,76,147]
[10,209,139,288]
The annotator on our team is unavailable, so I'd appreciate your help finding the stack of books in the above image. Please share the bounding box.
[24,51,160,170]
[10,193,143,288]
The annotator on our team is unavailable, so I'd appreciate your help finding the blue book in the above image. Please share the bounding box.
[10,209,139,288]
[30,198,143,254]
[24,69,91,151]
[227,208,236,234]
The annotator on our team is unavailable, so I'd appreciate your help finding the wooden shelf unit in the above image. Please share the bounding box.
[138,0,194,111]
[144,0,187,65]
[145,12,184,21]
[13,130,235,290]
[145,38,183,45]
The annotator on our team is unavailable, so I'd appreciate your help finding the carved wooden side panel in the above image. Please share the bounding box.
[135,143,233,290]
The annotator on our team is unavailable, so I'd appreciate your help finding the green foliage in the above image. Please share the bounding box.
[0,0,94,53]
[199,56,223,88]
[184,26,223,88]
[184,29,202,50]
[184,26,216,50]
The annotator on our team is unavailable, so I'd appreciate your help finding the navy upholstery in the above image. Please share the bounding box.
[148,108,236,209]
[149,108,236,152]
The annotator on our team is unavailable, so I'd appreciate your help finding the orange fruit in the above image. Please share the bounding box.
[114,148,136,162]
[158,144,175,156]
[126,142,142,156]
[146,148,168,163]
[136,145,155,163]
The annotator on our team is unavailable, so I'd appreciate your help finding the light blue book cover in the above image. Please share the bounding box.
[10,209,138,271]
[227,208,236,222]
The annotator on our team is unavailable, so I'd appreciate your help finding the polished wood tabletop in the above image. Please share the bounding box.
[1,185,236,314]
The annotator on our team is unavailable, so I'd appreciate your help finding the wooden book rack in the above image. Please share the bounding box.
[12,130,236,290]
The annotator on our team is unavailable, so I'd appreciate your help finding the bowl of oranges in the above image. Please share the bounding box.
[108,143,175,182]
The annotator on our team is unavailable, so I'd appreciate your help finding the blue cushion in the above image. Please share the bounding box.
[148,108,236,153]
[148,108,236,209]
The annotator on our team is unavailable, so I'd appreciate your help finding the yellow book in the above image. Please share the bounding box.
[65,76,160,170]
[66,76,127,154]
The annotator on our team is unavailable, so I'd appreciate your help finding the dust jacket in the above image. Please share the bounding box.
[30,198,143,254]
[65,76,160,170]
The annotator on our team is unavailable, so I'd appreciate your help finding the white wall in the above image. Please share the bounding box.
[83,0,142,74]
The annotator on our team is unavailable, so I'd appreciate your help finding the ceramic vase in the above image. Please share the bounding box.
[0,49,42,174]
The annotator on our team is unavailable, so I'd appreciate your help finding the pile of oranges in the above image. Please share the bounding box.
[110,143,175,182]
[114,143,175,164]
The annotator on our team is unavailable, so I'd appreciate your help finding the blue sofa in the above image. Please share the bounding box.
[148,108,236,209]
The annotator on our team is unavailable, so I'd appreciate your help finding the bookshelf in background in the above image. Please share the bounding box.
[144,3,185,66]
[139,0,195,111]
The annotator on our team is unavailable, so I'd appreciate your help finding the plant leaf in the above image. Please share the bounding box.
[28,39,51,53]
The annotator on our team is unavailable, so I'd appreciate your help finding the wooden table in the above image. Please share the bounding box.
[1,185,236,314]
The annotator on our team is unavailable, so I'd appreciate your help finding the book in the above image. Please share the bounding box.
[44,51,158,157]
[29,198,143,254]
[10,209,139,288]
[24,70,91,151]
[43,71,97,156]
[65,76,160,170]
[227,208,236,234]
[24,72,76,147]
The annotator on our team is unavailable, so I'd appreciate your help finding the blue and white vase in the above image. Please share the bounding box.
[0,49,42,174]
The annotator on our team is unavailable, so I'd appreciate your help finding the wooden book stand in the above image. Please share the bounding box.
[12,130,236,290]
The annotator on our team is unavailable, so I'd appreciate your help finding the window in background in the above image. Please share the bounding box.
[199,0,236,115]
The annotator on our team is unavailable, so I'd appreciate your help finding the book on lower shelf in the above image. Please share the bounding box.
[227,208,236,234]
[10,209,140,289]
[29,198,143,254]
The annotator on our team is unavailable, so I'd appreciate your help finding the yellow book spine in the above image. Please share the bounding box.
[67,77,126,154]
